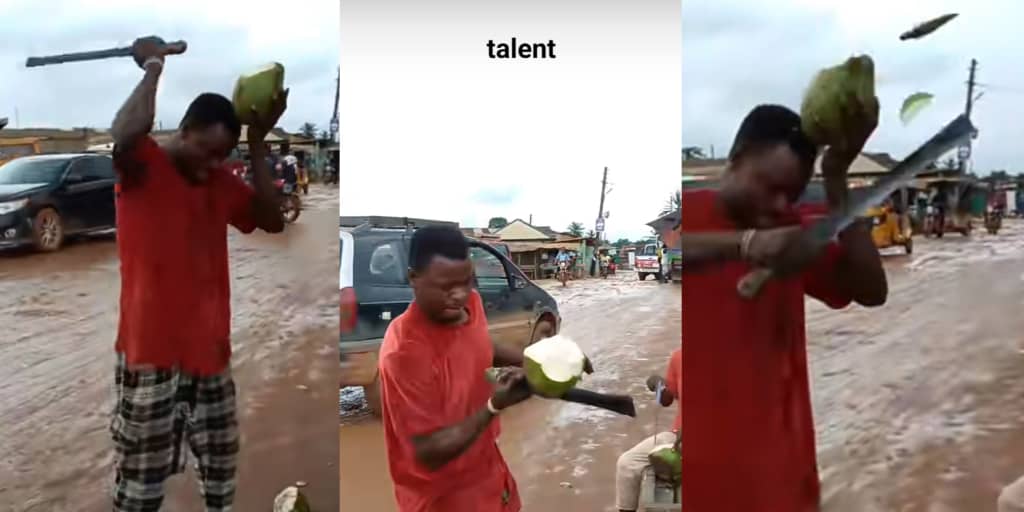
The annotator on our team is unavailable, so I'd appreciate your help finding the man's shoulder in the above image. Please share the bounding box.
[380,311,427,360]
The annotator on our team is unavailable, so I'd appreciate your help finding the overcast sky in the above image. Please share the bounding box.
[0,0,338,135]
[683,0,1023,174]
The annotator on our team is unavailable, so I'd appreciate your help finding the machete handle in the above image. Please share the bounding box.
[737,267,774,299]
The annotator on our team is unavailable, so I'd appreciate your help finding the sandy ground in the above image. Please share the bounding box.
[0,184,340,512]
[817,219,1024,511]
[339,273,682,511]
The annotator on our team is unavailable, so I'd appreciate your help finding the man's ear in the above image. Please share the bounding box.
[407,268,417,284]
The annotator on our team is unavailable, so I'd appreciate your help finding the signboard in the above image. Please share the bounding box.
[595,217,605,233]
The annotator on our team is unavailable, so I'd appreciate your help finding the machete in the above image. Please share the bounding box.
[737,113,978,299]
[25,38,186,68]
[485,367,637,417]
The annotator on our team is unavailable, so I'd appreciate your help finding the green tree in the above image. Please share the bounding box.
[567,222,585,237]
[613,238,632,247]
[298,122,318,139]
[586,229,596,239]
[488,217,509,230]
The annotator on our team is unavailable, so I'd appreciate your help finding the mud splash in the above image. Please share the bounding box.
[0,185,339,512]
[339,274,682,511]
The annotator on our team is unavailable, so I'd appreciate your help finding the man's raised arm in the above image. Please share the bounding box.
[110,39,168,151]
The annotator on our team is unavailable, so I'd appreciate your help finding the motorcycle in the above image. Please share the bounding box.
[276,179,302,224]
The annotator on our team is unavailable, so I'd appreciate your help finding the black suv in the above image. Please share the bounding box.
[339,216,561,415]
[0,153,117,252]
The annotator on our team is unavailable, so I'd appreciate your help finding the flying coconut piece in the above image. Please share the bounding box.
[900,13,959,41]
[0,117,7,130]
[523,334,587,398]
[800,55,878,150]
[900,92,935,125]
[273,482,311,512]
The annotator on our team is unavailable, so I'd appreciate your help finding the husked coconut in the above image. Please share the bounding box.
[523,335,586,398]
[233,62,286,125]
[800,55,877,148]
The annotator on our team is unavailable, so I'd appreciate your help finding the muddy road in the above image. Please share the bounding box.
[0,185,340,512]
[816,220,1024,511]
[339,273,682,511]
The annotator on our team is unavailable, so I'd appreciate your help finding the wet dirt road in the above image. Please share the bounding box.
[339,273,682,511]
[0,184,340,512]
[816,220,1024,511]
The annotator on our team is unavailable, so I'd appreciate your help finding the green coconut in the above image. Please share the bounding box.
[233,62,286,125]
[800,55,876,147]
[648,443,682,481]
[273,482,311,512]
[523,335,586,398]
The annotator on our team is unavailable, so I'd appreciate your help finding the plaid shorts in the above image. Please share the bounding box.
[110,354,239,512]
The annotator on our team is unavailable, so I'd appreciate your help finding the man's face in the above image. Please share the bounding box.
[178,124,236,183]
[409,256,474,324]
[721,144,809,228]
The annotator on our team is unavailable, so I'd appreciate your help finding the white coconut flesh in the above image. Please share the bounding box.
[524,335,586,383]
[273,487,299,512]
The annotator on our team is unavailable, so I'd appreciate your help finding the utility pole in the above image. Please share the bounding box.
[965,58,978,119]
[959,59,978,173]
[595,166,608,241]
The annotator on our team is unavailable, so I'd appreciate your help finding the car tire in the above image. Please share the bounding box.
[32,208,64,252]
[639,273,647,281]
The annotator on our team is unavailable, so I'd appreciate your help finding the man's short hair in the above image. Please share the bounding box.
[727,104,818,177]
[179,93,242,141]
[409,225,469,272]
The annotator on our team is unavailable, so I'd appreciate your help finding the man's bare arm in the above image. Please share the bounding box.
[110,66,161,150]
[493,342,524,367]
[679,232,743,272]
[822,150,887,306]
[411,406,495,471]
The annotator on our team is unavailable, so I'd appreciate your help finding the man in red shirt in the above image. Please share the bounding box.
[377,226,533,512]
[681,104,888,511]
[107,38,286,511]
[615,348,680,511]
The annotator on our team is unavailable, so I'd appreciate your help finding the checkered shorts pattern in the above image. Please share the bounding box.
[110,354,239,512]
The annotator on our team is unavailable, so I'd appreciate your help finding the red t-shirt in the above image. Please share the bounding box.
[665,348,681,432]
[681,190,851,512]
[113,136,256,375]
[378,290,520,512]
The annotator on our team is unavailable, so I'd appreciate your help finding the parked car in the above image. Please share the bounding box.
[0,153,117,252]
[339,216,561,416]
